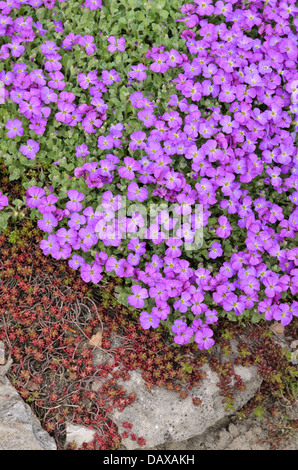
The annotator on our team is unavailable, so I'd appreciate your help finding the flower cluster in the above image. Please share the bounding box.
[1,13,102,140]
[1,218,297,450]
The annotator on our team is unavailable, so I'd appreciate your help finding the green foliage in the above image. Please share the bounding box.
[0,0,297,343]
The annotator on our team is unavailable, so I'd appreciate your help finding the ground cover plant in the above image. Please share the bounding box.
[0,0,298,351]
[0,213,297,449]
[0,0,298,449]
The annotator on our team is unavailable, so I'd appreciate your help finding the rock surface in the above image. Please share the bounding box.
[151,399,298,451]
[65,423,97,449]
[112,363,262,450]
[0,375,57,450]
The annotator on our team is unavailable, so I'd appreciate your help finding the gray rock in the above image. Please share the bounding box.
[0,376,57,450]
[228,422,239,437]
[217,429,231,448]
[91,331,126,367]
[112,363,262,450]
[226,435,253,450]
[0,342,5,365]
[65,423,97,449]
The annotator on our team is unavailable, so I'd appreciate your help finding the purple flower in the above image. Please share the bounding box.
[97,135,114,150]
[33,21,48,36]
[171,319,187,334]
[44,54,62,72]
[196,0,214,16]
[209,242,223,259]
[19,97,42,119]
[205,308,218,324]
[127,238,146,255]
[76,144,90,158]
[139,311,160,329]
[6,118,23,138]
[10,88,24,104]
[0,191,9,210]
[68,212,86,230]
[40,40,59,55]
[118,157,141,180]
[54,20,63,33]
[26,186,45,208]
[263,274,282,298]
[107,36,125,53]
[150,53,169,74]
[38,194,58,214]
[91,96,108,114]
[20,139,39,159]
[216,216,232,239]
[40,234,59,256]
[48,71,65,90]
[37,213,58,233]
[82,111,102,134]
[167,49,183,67]
[174,326,193,345]
[68,254,85,270]
[127,182,148,202]
[8,37,25,57]
[78,71,98,89]
[173,292,192,313]
[195,326,215,350]
[101,191,121,212]
[266,167,283,187]
[78,227,98,248]
[128,64,148,82]
[241,276,260,295]
[102,69,121,85]
[129,131,147,151]
[273,304,293,326]
[29,116,47,135]
[127,252,140,266]
[79,35,97,55]
[190,292,204,315]
[0,70,14,86]
[152,301,170,320]
[105,256,121,273]
[40,86,58,104]
[137,109,157,127]
[81,262,103,283]
[55,100,74,123]
[30,69,47,87]
[165,237,183,258]
[0,45,10,60]
[66,190,85,212]
[128,284,148,308]
[84,0,102,11]
[288,248,298,266]
[56,227,77,246]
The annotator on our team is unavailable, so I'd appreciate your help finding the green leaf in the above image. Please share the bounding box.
[136,11,145,21]
[0,212,10,231]
[9,166,22,181]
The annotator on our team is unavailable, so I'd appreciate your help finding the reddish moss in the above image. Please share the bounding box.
[0,217,297,449]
